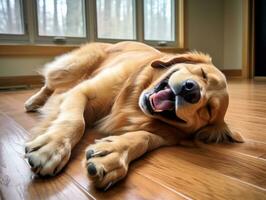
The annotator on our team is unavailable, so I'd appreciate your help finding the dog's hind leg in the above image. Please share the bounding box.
[25,86,53,112]
[24,43,108,112]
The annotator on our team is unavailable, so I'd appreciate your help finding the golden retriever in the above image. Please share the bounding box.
[24,41,243,189]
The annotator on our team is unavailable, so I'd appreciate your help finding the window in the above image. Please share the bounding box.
[0,0,183,48]
[36,0,86,37]
[96,0,136,40]
[0,0,24,34]
[144,0,175,41]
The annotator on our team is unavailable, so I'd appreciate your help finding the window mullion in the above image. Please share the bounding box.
[178,0,184,48]
[25,0,37,44]
[87,0,96,42]
[136,0,144,42]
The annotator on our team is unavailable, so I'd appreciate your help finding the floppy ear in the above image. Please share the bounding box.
[195,123,244,143]
[151,51,212,68]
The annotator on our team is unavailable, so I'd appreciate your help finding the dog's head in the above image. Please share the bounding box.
[139,52,243,143]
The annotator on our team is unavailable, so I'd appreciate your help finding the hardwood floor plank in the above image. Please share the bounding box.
[171,144,266,188]
[0,90,39,131]
[132,149,266,200]
[225,121,266,142]
[197,140,266,159]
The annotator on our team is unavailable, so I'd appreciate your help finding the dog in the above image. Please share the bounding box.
[24,41,243,189]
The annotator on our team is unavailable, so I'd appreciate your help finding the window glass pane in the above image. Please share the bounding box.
[96,0,136,40]
[0,0,24,34]
[144,0,174,41]
[37,0,86,37]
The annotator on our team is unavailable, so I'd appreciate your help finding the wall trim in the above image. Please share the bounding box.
[254,76,266,81]
[242,0,251,78]
[0,75,43,87]
[221,69,242,77]
[0,44,78,56]
[0,44,187,56]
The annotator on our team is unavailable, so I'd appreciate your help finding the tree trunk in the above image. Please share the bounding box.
[42,0,46,34]
[7,0,13,33]
[53,0,59,35]
[66,0,83,37]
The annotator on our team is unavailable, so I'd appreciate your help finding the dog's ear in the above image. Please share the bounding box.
[195,122,244,143]
[151,51,212,68]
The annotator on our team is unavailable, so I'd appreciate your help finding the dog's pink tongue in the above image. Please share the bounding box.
[151,89,175,111]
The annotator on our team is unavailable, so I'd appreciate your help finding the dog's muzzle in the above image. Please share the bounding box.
[171,79,201,104]
[139,72,202,123]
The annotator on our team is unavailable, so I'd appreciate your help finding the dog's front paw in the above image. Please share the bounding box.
[25,134,71,176]
[85,136,129,190]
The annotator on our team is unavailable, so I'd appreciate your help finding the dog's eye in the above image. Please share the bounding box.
[201,68,208,80]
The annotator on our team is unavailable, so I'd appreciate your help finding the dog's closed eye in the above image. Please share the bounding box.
[201,68,208,80]
[206,103,212,118]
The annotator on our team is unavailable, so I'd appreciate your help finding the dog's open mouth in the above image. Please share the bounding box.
[150,87,175,112]
[144,77,186,123]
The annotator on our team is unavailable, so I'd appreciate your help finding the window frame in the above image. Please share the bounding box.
[141,0,178,47]
[0,0,184,49]
[92,0,137,42]
[32,0,89,45]
[0,0,29,43]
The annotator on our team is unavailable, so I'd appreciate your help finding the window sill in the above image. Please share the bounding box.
[0,44,187,56]
[0,44,79,56]
[156,47,188,54]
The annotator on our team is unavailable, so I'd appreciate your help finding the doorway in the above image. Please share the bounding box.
[254,0,266,76]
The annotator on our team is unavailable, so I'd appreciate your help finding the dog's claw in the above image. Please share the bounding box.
[53,166,60,175]
[91,150,109,157]
[86,150,109,159]
[25,146,29,154]
[28,157,35,168]
[94,139,101,143]
[86,149,94,160]
[104,181,113,192]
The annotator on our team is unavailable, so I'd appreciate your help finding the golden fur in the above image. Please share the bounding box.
[24,41,243,189]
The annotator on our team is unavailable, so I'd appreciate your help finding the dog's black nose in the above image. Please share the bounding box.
[175,79,201,104]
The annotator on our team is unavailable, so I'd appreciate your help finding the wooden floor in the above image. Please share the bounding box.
[0,79,266,200]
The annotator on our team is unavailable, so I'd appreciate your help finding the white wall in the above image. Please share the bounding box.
[0,57,53,77]
[186,0,243,69]
[223,0,242,69]
[186,0,225,67]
